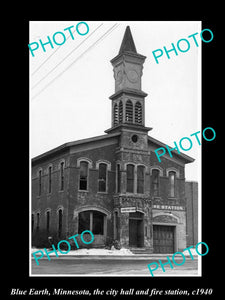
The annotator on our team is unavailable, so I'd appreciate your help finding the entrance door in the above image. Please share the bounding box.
[153,225,175,253]
[129,212,144,247]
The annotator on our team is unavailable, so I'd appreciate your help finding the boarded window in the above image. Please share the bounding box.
[127,164,134,193]
[79,161,88,190]
[137,165,145,194]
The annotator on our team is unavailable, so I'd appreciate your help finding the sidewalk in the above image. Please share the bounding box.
[31,247,199,260]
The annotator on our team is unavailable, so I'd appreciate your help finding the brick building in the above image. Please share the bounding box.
[185,181,198,247]
[31,26,197,253]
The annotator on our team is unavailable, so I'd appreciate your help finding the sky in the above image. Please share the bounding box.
[30,21,201,181]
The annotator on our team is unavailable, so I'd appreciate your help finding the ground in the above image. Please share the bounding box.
[31,247,199,276]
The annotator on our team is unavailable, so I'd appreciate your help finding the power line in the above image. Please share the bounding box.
[31,23,103,89]
[31,23,120,101]
[31,26,78,76]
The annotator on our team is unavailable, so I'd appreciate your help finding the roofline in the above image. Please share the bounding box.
[31,132,121,164]
[148,136,195,163]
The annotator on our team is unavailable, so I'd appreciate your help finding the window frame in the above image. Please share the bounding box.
[137,165,145,194]
[126,163,135,193]
[168,170,176,198]
[151,168,160,197]
[98,162,107,193]
[79,161,89,191]
[48,165,52,194]
[59,161,65,191]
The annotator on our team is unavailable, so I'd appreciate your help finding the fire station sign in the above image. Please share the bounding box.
[153,204,185,211]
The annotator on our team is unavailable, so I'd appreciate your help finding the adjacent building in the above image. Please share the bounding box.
[31,26,198,253]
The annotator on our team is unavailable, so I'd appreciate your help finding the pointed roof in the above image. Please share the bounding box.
[119,26,137,54]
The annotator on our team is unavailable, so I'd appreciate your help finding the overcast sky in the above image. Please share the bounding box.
[30,21,201,181]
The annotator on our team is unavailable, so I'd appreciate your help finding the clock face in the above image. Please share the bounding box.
[127,70,138,83]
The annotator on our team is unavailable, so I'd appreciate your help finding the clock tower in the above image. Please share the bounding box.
[105,25,152,135]
[106,26,153,251]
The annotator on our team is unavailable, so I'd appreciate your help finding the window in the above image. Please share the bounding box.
[114,103,119,126]
[32,213,34,233]
[38,169,42,196]
[135,101,142,124]
[36,212,40,232]
[137,165,145,194]
[169,171,176,197]
[152,169,160,196]
[79,161,88,190]
[78,211,90,233]
[117,164,121,193]
[60,162,65,191]
[119,101,123,123]
[127,164,134,193]
[92,211,104,235]
[98,163,107,192]
[78,210,105,235]
[46,211,50,233]
[125,100,133,123]
[48,166,52,193]
[58,209,63,238]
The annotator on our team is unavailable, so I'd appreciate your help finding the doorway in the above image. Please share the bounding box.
[129,212,144,247]
[153,225,175,253]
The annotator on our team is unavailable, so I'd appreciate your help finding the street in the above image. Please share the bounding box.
[31,257,198,276]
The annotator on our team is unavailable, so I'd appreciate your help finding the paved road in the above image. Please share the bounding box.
[31,257,198,276]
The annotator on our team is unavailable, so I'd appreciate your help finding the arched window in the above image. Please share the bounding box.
[137,165,145,194]
[114,103,119,126]
[125,100,133,123]
[98,163,107,192]
[78,210,105,235]
[169,171,176,197]
[119,101,123,123]
[135,101,142,124]
[38,169,42,196]
[152,169,160,196]
[58,209,63,238]
[79,161,89,191]
[126,164,134,193]
[46,211,50,233]
[32,213,34,233]
[48,165,52,193]
[60,161,65,191]
[116,164,121,193]
[36,212,40,232]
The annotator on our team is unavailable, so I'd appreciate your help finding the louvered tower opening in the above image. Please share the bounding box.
[135,101,142,124]
[125,100,133,123]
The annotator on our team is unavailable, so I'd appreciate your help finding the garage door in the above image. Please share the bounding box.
[153,225,175,253]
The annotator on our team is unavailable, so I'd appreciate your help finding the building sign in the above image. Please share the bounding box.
[153,204,185,211]
[121,207,136,213]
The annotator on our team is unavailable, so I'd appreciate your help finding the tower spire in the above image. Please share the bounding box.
[119,26,137,54]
